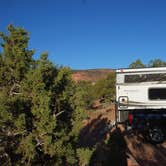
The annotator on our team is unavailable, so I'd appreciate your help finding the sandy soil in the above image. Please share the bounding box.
[80,104,166,166]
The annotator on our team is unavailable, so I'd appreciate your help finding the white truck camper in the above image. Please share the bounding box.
[116,67,166,143]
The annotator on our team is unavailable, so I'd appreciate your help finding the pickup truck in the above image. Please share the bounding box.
[116,67,166,143]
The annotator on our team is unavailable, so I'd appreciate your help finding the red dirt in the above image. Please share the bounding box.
[81,104,166,166]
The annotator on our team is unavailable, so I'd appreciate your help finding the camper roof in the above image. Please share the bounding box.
[116,67,166,74]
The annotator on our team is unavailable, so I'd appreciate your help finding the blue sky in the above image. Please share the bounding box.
[0,0,166,69]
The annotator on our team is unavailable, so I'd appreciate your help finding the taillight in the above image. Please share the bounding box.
[128,114,133,125]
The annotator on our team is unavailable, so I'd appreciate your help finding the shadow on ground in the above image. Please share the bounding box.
[79,114,166,166]
[79,115,128,166]
[126,133,166,166]
[89,127,127,166]
[79,114,108,148]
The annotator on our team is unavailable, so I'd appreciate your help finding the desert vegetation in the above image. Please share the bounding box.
[0,25,93,165]
[1,25,166,166]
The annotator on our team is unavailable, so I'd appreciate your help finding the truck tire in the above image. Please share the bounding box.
[148,127,165,144]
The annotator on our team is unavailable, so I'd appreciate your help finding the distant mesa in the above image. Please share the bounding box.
[72,69,114,82]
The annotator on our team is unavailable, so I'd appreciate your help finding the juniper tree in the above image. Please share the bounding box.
[0,25,34,165]
[0,25,88,165]
[129,59,145,68]
[148,59,166,67]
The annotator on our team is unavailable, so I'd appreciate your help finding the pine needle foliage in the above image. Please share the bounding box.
[0,25,89,165]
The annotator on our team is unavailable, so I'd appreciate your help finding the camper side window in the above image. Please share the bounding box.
[125,73,166,83]
[149,88,166,100]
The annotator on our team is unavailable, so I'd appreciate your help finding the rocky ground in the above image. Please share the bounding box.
[80,104,166,166]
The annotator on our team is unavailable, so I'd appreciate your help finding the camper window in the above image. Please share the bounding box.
[149,88,166,100]
[125,73,166,83]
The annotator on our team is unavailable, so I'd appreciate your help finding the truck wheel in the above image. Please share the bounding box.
[148,127,165,144]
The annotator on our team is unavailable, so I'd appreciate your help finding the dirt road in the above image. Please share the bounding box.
[124,130,166,166]
[80,104,166,166]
